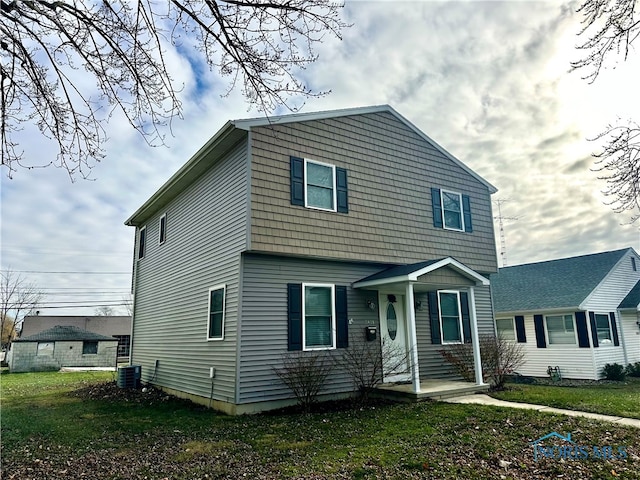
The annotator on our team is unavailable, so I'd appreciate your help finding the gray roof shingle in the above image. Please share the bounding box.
[15,325,117,343]
[619,279,640,309]
[491,248,632,313]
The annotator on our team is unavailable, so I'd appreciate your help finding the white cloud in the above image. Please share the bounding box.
[2,1,639,315]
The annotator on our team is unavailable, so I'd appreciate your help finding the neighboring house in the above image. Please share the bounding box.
[20,315,132,362]
[125,105,499,414]
[492,248,640,380]
[7,325,118,373]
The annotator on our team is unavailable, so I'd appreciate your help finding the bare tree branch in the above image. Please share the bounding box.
[0,268,42,348]
[573,1,640,221]
[1,0,348,179]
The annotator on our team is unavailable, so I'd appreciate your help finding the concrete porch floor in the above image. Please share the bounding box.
[371,379,490,402]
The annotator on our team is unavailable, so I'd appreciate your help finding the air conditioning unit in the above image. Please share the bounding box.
[117,365,141,389]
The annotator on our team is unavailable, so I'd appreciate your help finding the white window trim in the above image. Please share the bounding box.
[440,189,465,232]
[496,317,516,341]
[158,213,167,245]
[207,284,226,341]
[594,312,614,346]
[137,226,147,260]
[302,283,336,351]
[544,313,577,346]
[438,290,464,344]
[304,158,337,212]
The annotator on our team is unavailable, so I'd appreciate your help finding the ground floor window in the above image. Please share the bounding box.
[545,314,576,345]
[438,291,463,343]
[37,342,54,356]
[303,283,336,350]
[496,318,516,340]
[207,285,226,340]
[594,313,613,345]
[82,341,98,355]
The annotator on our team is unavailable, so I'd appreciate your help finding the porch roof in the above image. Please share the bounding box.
[352,257,490,290]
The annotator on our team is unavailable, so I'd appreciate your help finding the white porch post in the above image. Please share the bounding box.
[405,283,421,393]
[468,286,485,385]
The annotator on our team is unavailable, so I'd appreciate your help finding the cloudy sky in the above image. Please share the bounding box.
[2,1,639,316]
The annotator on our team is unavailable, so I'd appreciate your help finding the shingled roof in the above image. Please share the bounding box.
[619,279,640,310]
[14,325,117,343]
[491,248,633,313]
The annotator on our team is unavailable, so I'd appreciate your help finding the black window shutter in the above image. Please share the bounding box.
[428,291,441,344]
[515,315,526,343]
[287,283,302,351]
[431,188,443,228]
[462,195,473,232]
[335,286,348,348]
[336,168,349,213]
[460,292,471,343]
[533,314,546,348]
[290,156,305,206]
[585,312,597,348]
[609,312,620,346]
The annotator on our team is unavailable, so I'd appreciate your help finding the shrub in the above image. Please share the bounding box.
[273,351,333,412]
[336,338,411,401]
[439,334,525,390]
[601,363,626,381]
[625,362,640,378]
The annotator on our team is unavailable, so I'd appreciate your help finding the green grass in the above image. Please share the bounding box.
[491,378,640,419]
[1,372,639,479]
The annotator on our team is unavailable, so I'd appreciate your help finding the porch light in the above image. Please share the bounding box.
[367,299,376,310]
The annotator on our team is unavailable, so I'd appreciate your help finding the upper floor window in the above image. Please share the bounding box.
[545,314,576,345]
[207,285,226,340]
[159,213,167,245]
[496,318,516,340]
[632,257,637,271]
[431,188,472,232]
[138,226,146,260]
[290,156,348,213]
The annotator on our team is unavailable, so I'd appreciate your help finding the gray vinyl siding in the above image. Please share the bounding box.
[131,139,248,404]
[237,254,387,404]
[249,111,497,273]
[414,284,495,379]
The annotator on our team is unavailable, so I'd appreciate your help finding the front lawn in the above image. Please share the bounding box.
[491,378,640,419]
[1,372,639,479]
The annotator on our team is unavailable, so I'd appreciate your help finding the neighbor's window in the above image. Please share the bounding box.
[545,314,576,345]
[594,313,613,345]
[159,213,167,245]
[303,283,336,350]
[496,318,516,340]
[113,335,131,357]
[632,257,637,271]
[37,342,54,356]
[305,159,336,211]
[438,291,463,343]
[207,285,226,340]
[138,226,146,260]
[441,190,464,231]
[82,341,98,355]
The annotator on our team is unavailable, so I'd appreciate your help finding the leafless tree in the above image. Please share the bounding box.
[1,0,349,178]
[0,269,42,348]
[94,305,115,316]
[572,0,640,221]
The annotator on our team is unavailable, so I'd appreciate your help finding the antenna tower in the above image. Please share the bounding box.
[494,199,518,267]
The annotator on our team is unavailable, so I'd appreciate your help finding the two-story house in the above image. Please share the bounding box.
[125,105,499,414]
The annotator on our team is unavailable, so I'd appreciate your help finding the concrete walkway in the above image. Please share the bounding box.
[443,394,640,428]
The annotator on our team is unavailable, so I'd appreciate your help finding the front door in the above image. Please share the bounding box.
[379,293,410,382]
